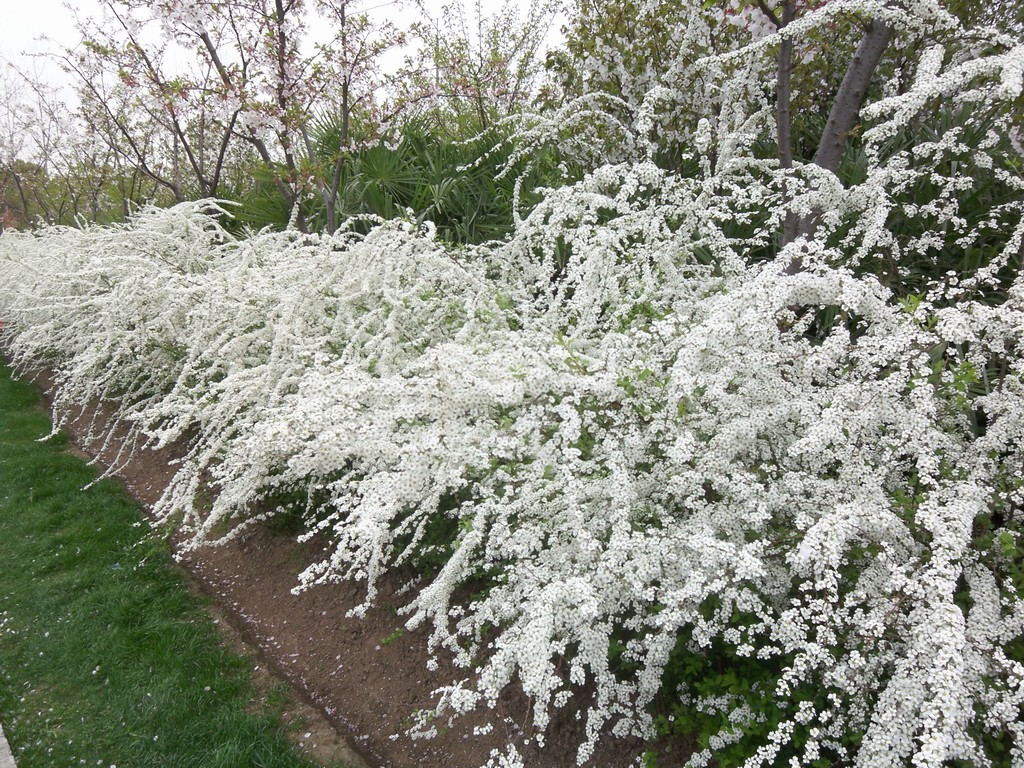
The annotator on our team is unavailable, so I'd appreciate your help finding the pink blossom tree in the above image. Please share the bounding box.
[62,0,404,228]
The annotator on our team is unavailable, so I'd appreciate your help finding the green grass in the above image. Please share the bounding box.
[0,362,347,768]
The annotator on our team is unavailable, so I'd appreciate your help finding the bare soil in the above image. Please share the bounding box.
[22,367,675,768]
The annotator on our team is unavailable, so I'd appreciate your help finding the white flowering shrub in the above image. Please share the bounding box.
[0,203,231,463]
[2,1,1024,766]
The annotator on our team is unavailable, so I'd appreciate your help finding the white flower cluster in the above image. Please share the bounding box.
[2,3,1024,768]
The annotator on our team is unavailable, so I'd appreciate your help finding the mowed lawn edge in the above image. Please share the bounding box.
[0,362,350,768]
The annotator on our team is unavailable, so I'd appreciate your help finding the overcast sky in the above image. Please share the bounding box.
[0,0,81,82]
[0,0,562,94]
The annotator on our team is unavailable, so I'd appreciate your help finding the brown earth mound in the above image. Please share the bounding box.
[21,368,677,768]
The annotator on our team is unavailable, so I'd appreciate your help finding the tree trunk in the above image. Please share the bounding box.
[783,17,893,270]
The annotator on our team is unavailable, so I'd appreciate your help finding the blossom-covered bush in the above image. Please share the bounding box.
[2,1,1024,766]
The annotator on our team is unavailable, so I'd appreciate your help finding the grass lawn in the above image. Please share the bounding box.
[0,362,348,768]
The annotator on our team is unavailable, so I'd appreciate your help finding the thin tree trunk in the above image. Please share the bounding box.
[770,1,799,244]
[813,19,893,177]
[783,16,893,271]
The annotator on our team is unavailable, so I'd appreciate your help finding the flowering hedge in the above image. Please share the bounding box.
[3,2,1024,766]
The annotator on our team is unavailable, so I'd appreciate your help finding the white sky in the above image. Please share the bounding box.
[0,0,564,93]
[0,0,81,82]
